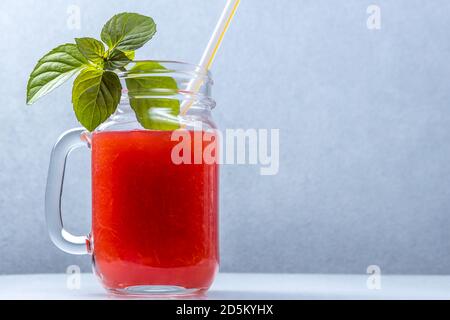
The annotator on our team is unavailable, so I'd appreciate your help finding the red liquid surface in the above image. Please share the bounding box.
[91,130,219,291]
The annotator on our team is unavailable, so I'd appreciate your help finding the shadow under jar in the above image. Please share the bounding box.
[45,61,219,296]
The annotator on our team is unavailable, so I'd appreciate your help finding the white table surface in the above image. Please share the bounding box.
[0,273,449,300]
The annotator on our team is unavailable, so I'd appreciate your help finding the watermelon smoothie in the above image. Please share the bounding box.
[91,130,219,293]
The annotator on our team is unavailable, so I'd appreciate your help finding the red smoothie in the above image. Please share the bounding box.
[91,130,219,292]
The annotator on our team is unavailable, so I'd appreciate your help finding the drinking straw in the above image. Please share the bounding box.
[180,0,241,115]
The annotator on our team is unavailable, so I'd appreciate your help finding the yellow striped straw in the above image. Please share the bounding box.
[180,0,241,116]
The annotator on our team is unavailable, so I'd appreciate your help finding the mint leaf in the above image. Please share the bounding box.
[72,68,122,131]
[27,44,88,104]
[101,13,156,51]
[105,49,134,70]
[125,62,180,130]
[75,38,105,65]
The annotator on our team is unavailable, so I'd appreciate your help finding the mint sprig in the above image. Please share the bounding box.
[26,12,175,132]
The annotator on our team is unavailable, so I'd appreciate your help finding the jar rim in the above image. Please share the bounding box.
[116,60,216,112]
[116,60,212,80]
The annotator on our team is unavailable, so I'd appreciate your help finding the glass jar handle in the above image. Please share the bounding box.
[45,128,91,255]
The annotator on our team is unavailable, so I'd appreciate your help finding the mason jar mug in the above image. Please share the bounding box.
[45,61,219,296]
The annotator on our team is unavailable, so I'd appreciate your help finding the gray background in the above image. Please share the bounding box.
[1,0,450,275]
